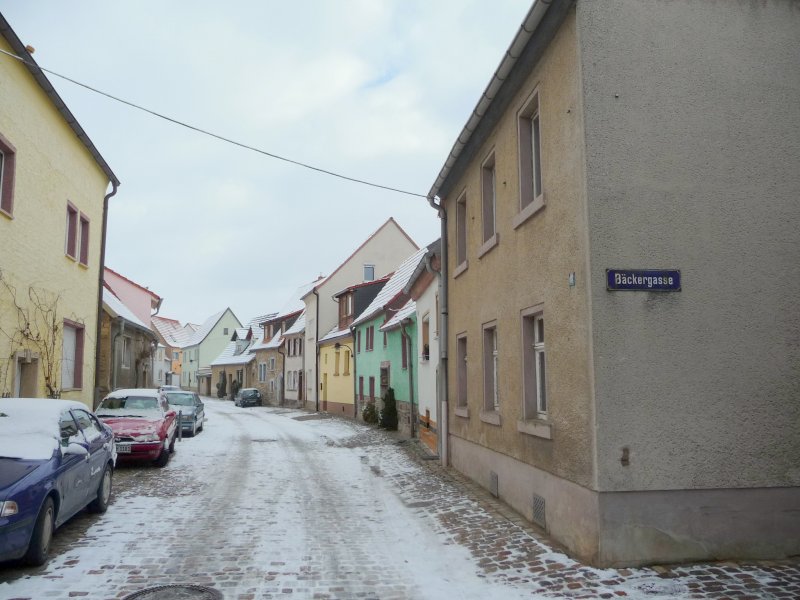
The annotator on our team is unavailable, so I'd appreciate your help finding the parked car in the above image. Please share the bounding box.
[234,388,262,407]
[158,385,180,392]
[95,389,177,468]
[163,391,205,437]
[0,398,116,566]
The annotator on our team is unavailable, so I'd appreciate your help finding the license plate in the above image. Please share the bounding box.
[116,443,131,453]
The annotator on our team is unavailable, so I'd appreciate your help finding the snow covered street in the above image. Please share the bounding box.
[1,398,798,599]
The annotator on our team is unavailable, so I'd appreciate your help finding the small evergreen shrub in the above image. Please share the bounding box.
[362,401,379,424]
[380,386,398,430]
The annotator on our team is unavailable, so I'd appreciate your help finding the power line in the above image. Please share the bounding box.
[0,47,428,199]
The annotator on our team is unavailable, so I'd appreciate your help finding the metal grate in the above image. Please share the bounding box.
[489,470,499,497]
[122,585,224,599]
[532,493,546,529]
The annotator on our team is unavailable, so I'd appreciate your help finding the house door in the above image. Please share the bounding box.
[15,355,39,397]
[379,364,390,400]
[322,373,328,411]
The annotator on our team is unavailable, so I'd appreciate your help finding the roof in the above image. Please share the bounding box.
[104,267,161,302]
[210,341,255,366]
[381,299,417,332]
[427,0,554,201]
[403,238,441,295]
[320,324,352,343]
[283,311,306,336]
[264,330,283,350]
[302,218,418,299]
[185,308,239,348]
[351,247,428,327]
[0,15,120,187]
[271,279,321,321]
[102,288,151,333]
[151,316,192,347]
[333,275,391,299]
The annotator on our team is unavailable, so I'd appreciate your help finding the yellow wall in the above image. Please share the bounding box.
[319,339,354,410]
[0,36,112,407]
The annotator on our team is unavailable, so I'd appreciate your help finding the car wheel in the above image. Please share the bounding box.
[153,447,169,468]
[168,432,176,453]
[198,418,204,432]
[24,497,55,566]
[88,464,112,513]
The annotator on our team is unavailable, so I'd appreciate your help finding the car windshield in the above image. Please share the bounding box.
[97,395,159,415]
[243,390,258,397]
[166,393,195,406]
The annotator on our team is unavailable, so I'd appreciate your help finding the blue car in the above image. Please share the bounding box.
[0,398,116,566]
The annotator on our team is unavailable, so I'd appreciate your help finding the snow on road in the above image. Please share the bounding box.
[0,398,533,599]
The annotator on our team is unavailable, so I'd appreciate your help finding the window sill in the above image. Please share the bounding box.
[453,260,469,279]
[78,262,89,269]
[517,418,552,440]
[512,195,545,230]
[455,406,469,418]
[0,208,13,220]
[480,410,501,426]
[477,233,499,259]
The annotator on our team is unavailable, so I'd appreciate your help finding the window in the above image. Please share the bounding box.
[334,350,340,376]
[481,152,496,243]
[122,337,131,369]
[522,310,547,418]
[483,323,498,412]
[515,90,545,228]
[0,133,16,217]
[455,192,467,269]
[62,321,84,389]
[401,332,408,370]
[357,329,361,353]
[421,315,430,361]
[456,334,468,409]
[259,363,266,382]
[173,351,179,360]
[65,202,78,259]
[364,264,375,282]
[368,376,375,401]
[366,326,374,351]
[343,349,350,376]
[223,328,229,335]
[359,376,364,402]
[383,331,387,348]
[79,213,90,265]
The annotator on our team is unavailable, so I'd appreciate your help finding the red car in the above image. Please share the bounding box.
[96,389,177,467]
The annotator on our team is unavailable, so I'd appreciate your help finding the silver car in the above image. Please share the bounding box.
[162,391,205,437]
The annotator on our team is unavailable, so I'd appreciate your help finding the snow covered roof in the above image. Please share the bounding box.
[151,316,192,347]
[320,324,351,343]
[210,341,255,366]
[274,279,321,320]
[102,289,150,332]
[352,247,428,327]
[283,311,306,336]
[381,299,417,332]
[264,330,283,350]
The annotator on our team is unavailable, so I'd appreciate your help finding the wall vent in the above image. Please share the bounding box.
[532,493,546,529]
[489,471,499,497]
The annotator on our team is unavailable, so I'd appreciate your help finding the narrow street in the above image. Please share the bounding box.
[1,398,798,600]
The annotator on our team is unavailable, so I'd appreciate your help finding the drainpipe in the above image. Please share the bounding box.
[428,195,449,467]
[313,289,320,412]
[400,320,415,439]
[94,181,118,408]
[112,318,125,392]
[350,326,358,419]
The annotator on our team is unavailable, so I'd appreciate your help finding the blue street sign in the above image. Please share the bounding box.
[606,269,681,292]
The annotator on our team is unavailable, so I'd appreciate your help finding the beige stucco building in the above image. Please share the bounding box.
[0,16,120,407]
[302,218,418,412]
[429,0,800,567]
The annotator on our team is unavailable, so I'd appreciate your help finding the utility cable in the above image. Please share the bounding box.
[0,47,428,199]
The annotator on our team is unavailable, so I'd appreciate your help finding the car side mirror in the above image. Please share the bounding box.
[63,441,89,456]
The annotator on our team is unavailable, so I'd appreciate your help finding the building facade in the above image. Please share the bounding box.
[429,0,800,566]
[0,17,120,407]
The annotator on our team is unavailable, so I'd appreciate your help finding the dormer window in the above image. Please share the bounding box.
[363,264,375,282]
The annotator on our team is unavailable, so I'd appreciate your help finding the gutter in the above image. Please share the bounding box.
[427,197,449,466]
[313,288,320,412]
[93,181,119,408]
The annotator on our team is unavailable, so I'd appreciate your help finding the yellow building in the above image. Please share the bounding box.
[318,331,354,418]
[0,16,120,407]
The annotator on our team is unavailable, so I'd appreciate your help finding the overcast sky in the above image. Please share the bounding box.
[1,1,530,326]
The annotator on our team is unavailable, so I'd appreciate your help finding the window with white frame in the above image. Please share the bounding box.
[456,192,467,267]
[61,321,84,389]
[515,89,544,226]
[122,337,131,369]
[481,152,497,244]
[421,315,430,361]
[363,264,375,282]
[0,133,16,217]
[522,309,547,419]
[268,379,275,392]
[259,362,267,382]
[65,202,78,259]
[78,213,90,266]
[483,323,499,412]
[456,334,468,408]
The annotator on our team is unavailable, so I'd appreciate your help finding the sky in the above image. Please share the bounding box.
[0,1,531,326]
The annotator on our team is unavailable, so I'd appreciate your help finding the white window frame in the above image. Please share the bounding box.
[483,322,499,412]
[514,88,545,229]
